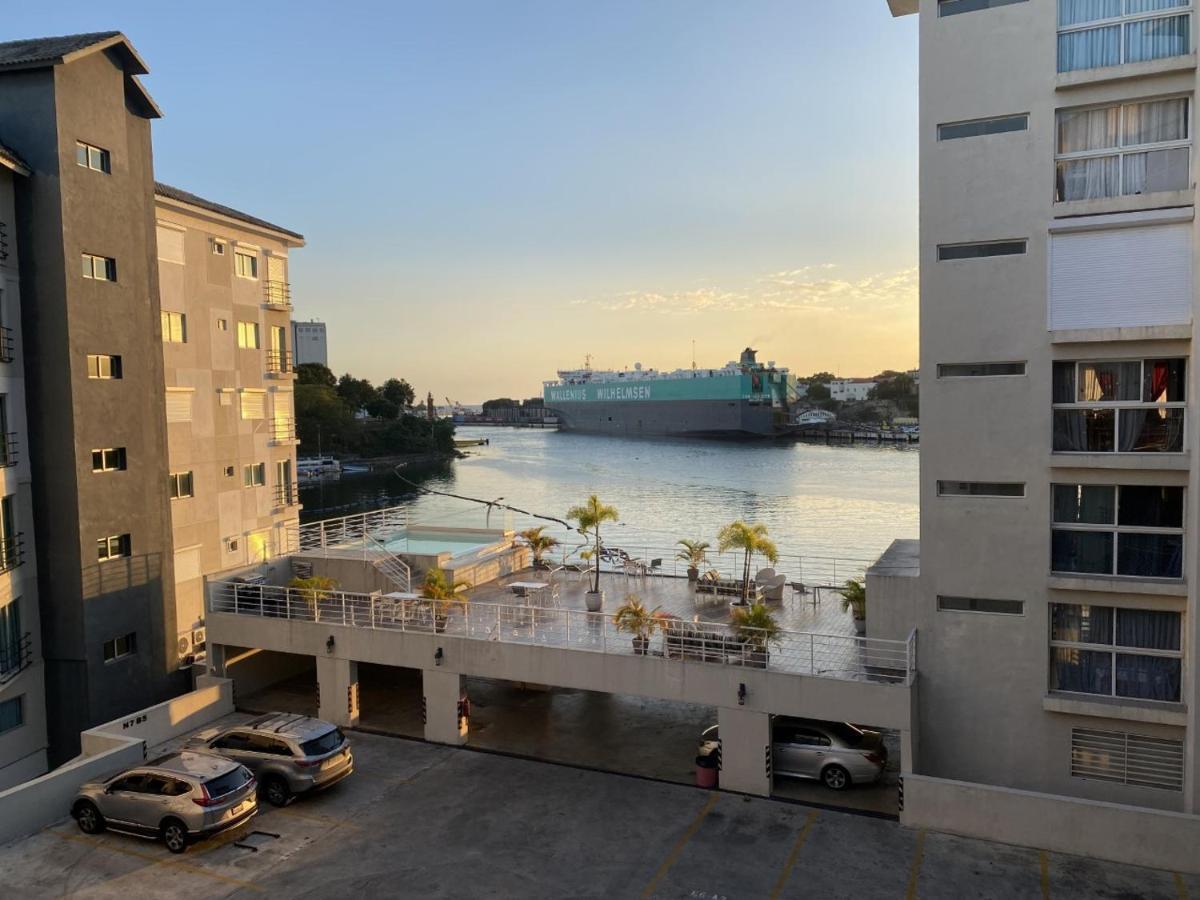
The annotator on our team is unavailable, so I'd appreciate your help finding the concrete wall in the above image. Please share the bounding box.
[903,773,1200,874]
[222,646,313,700]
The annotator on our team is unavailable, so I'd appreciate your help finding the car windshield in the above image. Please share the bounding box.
[825,722,866,747]
[300,728,344,757]
[204,766,252,799]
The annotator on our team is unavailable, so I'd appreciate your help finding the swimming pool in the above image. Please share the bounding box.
[382,528,501,558]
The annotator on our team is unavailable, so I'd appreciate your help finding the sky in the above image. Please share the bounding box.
[7,1,918,403]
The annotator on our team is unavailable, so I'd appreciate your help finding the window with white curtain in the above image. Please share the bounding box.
[1055,97,1190,200]
[1058,0,1191,73]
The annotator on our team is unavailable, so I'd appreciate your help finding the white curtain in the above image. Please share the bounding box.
[1058,107,1119,152]
[1123,147,1190,194]
[1125,14,1190,63]
[1058,157,1120,200]
[1059,0,1121,26]
[1126,0,1190,14]
[1059,25,1122,70]
[1123,97,1187,145]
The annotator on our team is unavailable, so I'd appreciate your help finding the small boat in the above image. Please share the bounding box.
[298,456,341,481]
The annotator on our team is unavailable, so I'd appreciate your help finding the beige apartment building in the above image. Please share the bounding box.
[876,0,1200,816]
[155,184,304,662]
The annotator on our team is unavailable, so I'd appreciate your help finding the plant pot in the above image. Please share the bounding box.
[435,616,448,634]
[687,566,699,582]
[852,616,866,636]
[585,591,604,613]
[632,635,649,655]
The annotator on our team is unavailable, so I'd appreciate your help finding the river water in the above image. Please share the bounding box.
[299,426,919,569]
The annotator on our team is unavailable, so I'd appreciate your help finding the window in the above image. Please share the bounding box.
[161,311,187,344]
[939,0,1028,14]
[1055,97,1190,201]
[938,114,1029,140]
[212,240,226,256]
[937,481,1026,497]
[1051,484,1184,578]
[237,321,260,349]
[235,250,258,279]
[1051,604,1182,701]
[937,240,1027,260]
[216,318,228,331]
[938,595,1025,615]
[165,388,194,423]
[0,695,21,733]
[1071,728,1184,790]
[169,471,194,499]
[0,599,21,675]
[87,354,122,379]
[1053,358,1185,452]
[81,254,116,281]
[91,447,126,472]
[97,533,131,562]
[1058,0,1192,73]
[103,631,137,662]
[938,362,1026,377]
[243,462,266,488]
[75,141,110,173]
[240,390,266,420]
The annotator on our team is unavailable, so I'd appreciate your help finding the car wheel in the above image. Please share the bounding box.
[74,801,104,835]
[161,818,189,854]
[821,764,851,791]
[264,776,292,807]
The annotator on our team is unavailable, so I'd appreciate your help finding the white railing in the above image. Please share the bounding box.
[366,534,412,593]
[291,506,410,554]
[207,580,915,685]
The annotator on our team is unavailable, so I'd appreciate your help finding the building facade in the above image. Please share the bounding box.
[829,379,876,402]
[292,319,327,367]
[876,0,1199,813]
[0,33,180,764]
[156,185,304,654]
[0,146,47,789]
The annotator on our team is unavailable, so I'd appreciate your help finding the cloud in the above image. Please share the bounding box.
[572,265,917,317]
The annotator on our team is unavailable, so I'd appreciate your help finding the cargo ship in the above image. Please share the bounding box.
[543,348,797,438]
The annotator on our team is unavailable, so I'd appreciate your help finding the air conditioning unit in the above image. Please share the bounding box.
[192,626,206,651]
[212,240,226,256]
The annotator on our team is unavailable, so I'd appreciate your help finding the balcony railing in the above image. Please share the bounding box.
[0,326,13,363]
[0,632,31,685]
[270,417,298,445]
[263,280,292,309]
[266,348,293,375]
[0,433,18,468]
[0,222,8,263]
[0,534,23,574]
[208,580,917,685]
[273,482,299,509]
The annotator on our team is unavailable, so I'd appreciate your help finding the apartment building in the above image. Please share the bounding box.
[829,379,877,402]
[155,185,304,653]
[876,0,1199,814]
[292,319,327,367]
[0,33,180,764]
[0,145,47,789]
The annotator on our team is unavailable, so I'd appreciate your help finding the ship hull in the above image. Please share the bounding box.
[548,398,783,438]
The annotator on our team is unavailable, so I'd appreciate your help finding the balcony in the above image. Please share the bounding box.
[273,482,300,510]
[263,280,292,310]
[0,534,23,574]
[0,222,8,263]
[0,631,31,685]
[270,417,299,446]
[0,327,13,364]
[266,348,293,377]
[0,433,17,468]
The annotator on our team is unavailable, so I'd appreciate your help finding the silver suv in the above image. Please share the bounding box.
[188,713,353,807]
[71,751,257,853]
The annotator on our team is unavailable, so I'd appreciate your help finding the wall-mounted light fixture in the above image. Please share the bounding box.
[435,647,444,666]
[737,682,746,706]
[325,635,335,654]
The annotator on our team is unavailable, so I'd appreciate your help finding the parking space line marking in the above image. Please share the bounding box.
[47,829,264,892]
[905,829,926,900]
[1175,872,1188,900]
[640,791,719,899]
[768,810,818,900]
[1039,851,1051,899]
[271,806,364,831]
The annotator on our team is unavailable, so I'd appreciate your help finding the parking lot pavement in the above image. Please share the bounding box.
[1,727,1195,899]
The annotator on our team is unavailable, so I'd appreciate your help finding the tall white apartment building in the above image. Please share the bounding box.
[875,0,1199,817]
[292,319,327,367]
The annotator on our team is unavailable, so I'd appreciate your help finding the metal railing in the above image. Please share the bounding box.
[273,482,299,509]
[270,417,297,445]
[0,632,31,685]
[0,326,13,363]
[0,433,17,468]
[207,580,916,685]
[293,506,410,553]
[0,534,23,574]
[366,534,412,593]
[0,222,8,262]
[263,280,291,308]
[266,348,293,375]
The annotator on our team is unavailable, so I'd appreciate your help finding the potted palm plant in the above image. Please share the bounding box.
[288,575,337,620]
[611,595,661,655]
[567,494,619,612]
[519,526,560,570]
[840,577,867,635]
[731,602,781,668]
[717,520,779,605]
[420,569,471,633]
[676,539,711,582]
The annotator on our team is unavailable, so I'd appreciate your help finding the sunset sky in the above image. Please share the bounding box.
[9,1,919,402]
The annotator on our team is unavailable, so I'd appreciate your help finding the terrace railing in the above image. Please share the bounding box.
[207,580,916,685]
[292,506,410,554]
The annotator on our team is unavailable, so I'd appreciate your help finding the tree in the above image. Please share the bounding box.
[519,526,560,569]
[566,494,619,595]
[380,378,415,409]
[365,395,400,420]
[295,384,354,455]
[806,371,835,384]
[296,363,336,387]
[868,374,916,402]
[336,374,377,413]
[717,520,779,605]
[482,398,519,412]
[806,382,831,402]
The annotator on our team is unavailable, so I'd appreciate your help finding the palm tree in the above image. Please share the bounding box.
[518,526,560,570]
[717,521,779,604]
[676,539,711,581]
[566,494,619,595]
[731,602,782,667]
[420,569,472,632]
[839,577,867,632]
[288,575,338,617]
[611,594,662,654]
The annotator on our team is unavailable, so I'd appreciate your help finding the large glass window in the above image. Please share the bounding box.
[1051,603,1182,701]
[1053,358,1185,452]
[1055,97,1190,200]
[1051,484,1184,578]
[1058,1,1191,73]
[0,599,21,675]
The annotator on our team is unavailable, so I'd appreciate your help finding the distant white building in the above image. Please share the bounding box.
[829,379,876,402]
[292,319,328,367]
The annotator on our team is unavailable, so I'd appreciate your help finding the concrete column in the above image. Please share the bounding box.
[207,643,227,678]
[717,707,771,797]
[316,656,360,728]
[423,668,466,746]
